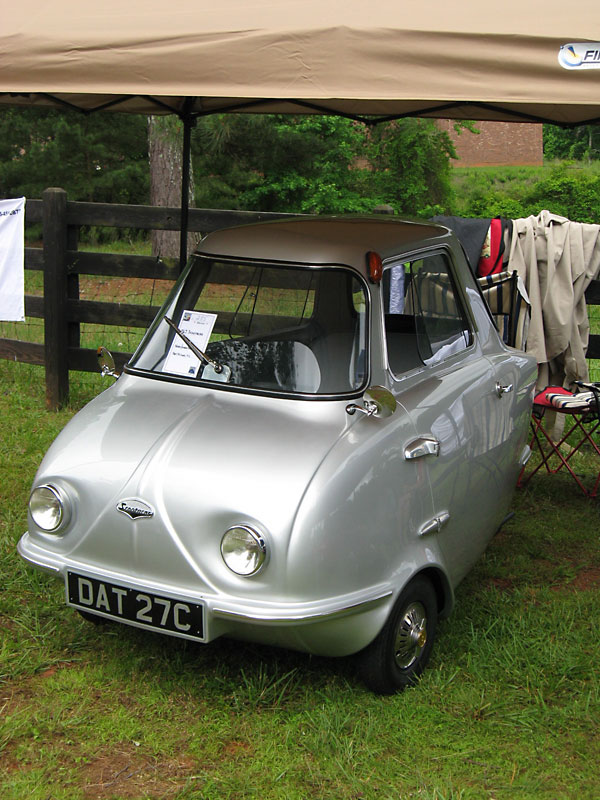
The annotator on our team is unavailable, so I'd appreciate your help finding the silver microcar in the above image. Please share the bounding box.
[19,217,537,693]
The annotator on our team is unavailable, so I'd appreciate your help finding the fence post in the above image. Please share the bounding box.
[67,217,80,351]
[43,188,69,410]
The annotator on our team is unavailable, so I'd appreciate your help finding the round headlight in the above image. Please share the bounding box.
[221,525,267,576]
[29,484,70,533]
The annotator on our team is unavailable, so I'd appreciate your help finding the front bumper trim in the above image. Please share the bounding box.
[18,531,392,627]
[212,587,392,625]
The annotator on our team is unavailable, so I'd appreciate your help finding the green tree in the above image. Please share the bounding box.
[192,114,374,213]
[0,109,459,219]
[522,165,600,223]
[192,114,458,216]
[544,124,600,163]
[365,118,458,217]
[0,108,148,203]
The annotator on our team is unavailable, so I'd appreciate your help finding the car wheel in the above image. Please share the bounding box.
[357,576,438,694]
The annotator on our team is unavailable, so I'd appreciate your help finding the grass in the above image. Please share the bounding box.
[1,221,599,798]
[1,358,600,799]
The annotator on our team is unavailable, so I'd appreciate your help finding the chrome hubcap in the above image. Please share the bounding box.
[394,601,427,669]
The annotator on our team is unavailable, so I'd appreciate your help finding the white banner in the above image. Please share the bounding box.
[0,197,25,321]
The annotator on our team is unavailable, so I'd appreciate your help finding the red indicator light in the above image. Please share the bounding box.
[367,251,383,284]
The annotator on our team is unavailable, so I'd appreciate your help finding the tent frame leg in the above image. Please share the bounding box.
[179,101,196,272]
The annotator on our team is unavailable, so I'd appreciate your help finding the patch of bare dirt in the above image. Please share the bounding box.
[79,276,172,305]
[1,660,80,717]
[0,614,18,634]
[37,660,79,679]
[0,745,21,774]
[564,566,600,591]
[488,577,515,592]
[221,739,252,758]
[2,680,38,717]
[485,560,600,594]
[81,743,198,800]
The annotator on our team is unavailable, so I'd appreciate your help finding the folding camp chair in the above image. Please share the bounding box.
[517,382,600,497]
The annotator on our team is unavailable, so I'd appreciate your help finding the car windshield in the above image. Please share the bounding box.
[129,255,368,396]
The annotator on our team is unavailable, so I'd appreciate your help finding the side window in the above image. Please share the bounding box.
[383,252,472,375]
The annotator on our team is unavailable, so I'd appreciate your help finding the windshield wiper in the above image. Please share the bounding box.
[164,317,231,382]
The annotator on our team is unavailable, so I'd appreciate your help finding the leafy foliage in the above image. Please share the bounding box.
[0,108,149,204]
[521,164,600,224]
[544,124,600,163]
[454,163,600,224]
[4,107,600,232]
[366,118,458,218]
[192,114,458,216]
[0,109,462,219]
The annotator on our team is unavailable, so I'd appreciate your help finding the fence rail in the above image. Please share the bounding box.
[585,281,600,361]
[3,189,599,408]
[0,188,293,409]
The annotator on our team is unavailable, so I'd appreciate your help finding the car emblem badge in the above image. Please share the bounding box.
[116,498,154,520]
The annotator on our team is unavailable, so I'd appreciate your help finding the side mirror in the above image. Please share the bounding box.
[346,385,396,419]
[97,346,118,378]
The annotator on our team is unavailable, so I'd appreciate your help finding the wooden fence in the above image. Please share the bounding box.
[2,189,599,409]
[0,188,292,409]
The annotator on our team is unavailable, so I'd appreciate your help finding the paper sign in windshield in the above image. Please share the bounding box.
[163,310,217,377]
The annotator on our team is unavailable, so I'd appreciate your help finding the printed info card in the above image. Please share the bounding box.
[163,310,217,377]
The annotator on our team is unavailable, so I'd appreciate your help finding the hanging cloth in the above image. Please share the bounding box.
[508,210,600,390]
[0,197,25,321]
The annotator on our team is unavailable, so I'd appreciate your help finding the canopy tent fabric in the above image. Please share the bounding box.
[2,0,600,126]
[3,1,600,271]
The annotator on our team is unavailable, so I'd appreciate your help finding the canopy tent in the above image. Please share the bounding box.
[3,0,600,125]
[2,0,600,262]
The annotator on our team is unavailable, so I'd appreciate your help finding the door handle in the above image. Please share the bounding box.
[418,511,451,537]
[404,435,440,460]
[495,382,513,398]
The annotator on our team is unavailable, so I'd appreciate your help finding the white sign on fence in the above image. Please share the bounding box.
[0,197,25,322]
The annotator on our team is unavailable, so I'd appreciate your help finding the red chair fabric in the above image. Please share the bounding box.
[518,384,600,497]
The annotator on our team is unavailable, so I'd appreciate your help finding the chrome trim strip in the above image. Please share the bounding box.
[17,534,61,574]
[18,532,392,628]
[212,587,393,625]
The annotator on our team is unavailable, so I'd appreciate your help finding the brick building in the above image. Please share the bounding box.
[438,120,543,167]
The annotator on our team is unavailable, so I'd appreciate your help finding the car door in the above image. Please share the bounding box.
[382,249,514,586]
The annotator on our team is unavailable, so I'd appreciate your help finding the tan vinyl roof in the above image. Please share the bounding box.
[2,0,600,124]
[196,217,447,271]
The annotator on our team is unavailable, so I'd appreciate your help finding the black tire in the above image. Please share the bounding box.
[77,609,110,626]
[357,576,438,695]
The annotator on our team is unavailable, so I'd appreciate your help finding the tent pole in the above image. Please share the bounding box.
[179,109,194,272]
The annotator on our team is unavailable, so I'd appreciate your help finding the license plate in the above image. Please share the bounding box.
[66,571,205,641]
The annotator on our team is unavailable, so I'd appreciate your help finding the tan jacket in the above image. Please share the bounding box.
[508,211,600,390]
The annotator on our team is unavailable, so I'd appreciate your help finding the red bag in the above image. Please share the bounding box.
[477,217,506,277]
